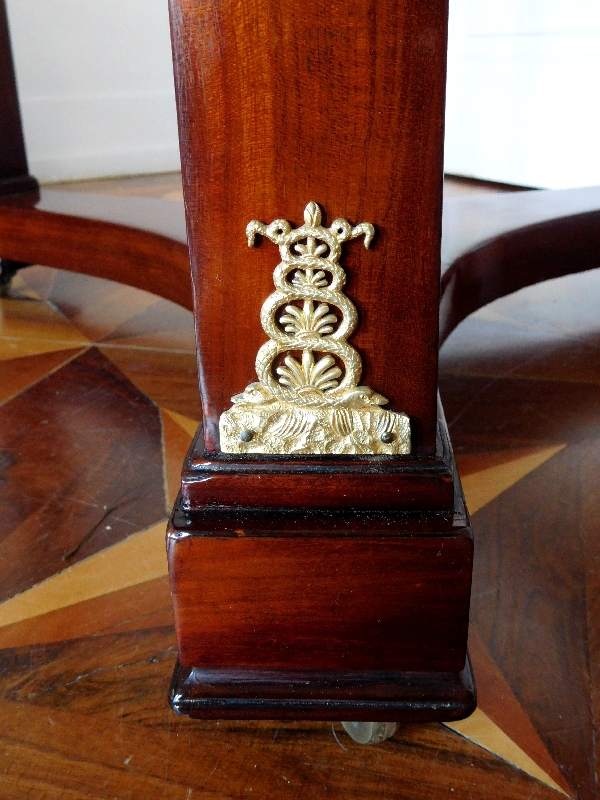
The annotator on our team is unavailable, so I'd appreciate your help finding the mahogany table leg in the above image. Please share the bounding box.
[166,0,474,726]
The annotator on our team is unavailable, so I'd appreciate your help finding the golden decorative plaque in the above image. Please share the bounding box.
[219,202,411,455]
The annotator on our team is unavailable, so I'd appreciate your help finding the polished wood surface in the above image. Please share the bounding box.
[0,191,191,309]
[170,0,448,455]
[167,0,474,720]
[439,265,600,800]
[179,423,456,510]
[171,661,476,722]
[4,167,600,792]
[6,182,599,354]
[0,347,165,600]
[439,239,600,795]
[169,530,472,672]
[441,186,600,342]
[2,233,599,795]
[3,0,600,770]
[165,0,600,744]
[50,171,184,201]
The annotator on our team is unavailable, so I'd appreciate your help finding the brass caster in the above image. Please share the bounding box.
[341,721,398,744]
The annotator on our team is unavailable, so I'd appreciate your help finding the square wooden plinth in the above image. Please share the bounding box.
[167,484,475,721]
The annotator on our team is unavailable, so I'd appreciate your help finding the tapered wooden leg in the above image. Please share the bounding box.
[166,0,473,726]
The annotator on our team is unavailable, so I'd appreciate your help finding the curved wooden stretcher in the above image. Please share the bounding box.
[4,184,600,336]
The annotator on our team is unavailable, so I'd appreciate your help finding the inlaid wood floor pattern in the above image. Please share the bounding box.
[0,174,595,798]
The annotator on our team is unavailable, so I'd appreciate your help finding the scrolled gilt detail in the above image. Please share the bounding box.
[219,202,411,455]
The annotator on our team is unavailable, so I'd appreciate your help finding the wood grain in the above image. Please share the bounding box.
[0,191,191,309]
[0,521,168,629]
[0,625,563,799]
[0,348,81,405]
[0,695,561,799]
[467,629,571,795]
[444,379,597,799]
[0,347,165,600]
[3,212,599,792]
[440,187,600,344]
[168,532,472,672]
[100,346,202,420]
[179,402,457,512]
[170,0,448,455]
[0,576,173,649]
[167,0,472,718]
[181,452,456,512]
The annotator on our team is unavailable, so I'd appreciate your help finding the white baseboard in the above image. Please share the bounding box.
[20,91,181,183]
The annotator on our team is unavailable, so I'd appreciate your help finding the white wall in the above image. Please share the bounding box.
[445,0,600,189]
[6,0,180,183]
[8,1,600,188]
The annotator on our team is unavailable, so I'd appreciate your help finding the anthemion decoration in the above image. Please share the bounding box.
[219,202,411,455]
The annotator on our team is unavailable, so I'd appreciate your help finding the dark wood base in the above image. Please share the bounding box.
[0,175,39,197]
[169,659,476,722]
[180,422,456,511]
[167,403,474,722]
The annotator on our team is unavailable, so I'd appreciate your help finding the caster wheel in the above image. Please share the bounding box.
[341,721,398,744]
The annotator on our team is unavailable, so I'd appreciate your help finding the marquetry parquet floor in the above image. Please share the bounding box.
[0,174,596,798]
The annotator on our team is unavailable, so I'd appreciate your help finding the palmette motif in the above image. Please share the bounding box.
[219,202,411,455]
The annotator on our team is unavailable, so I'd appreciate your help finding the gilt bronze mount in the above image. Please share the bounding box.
[219,202,411,455]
